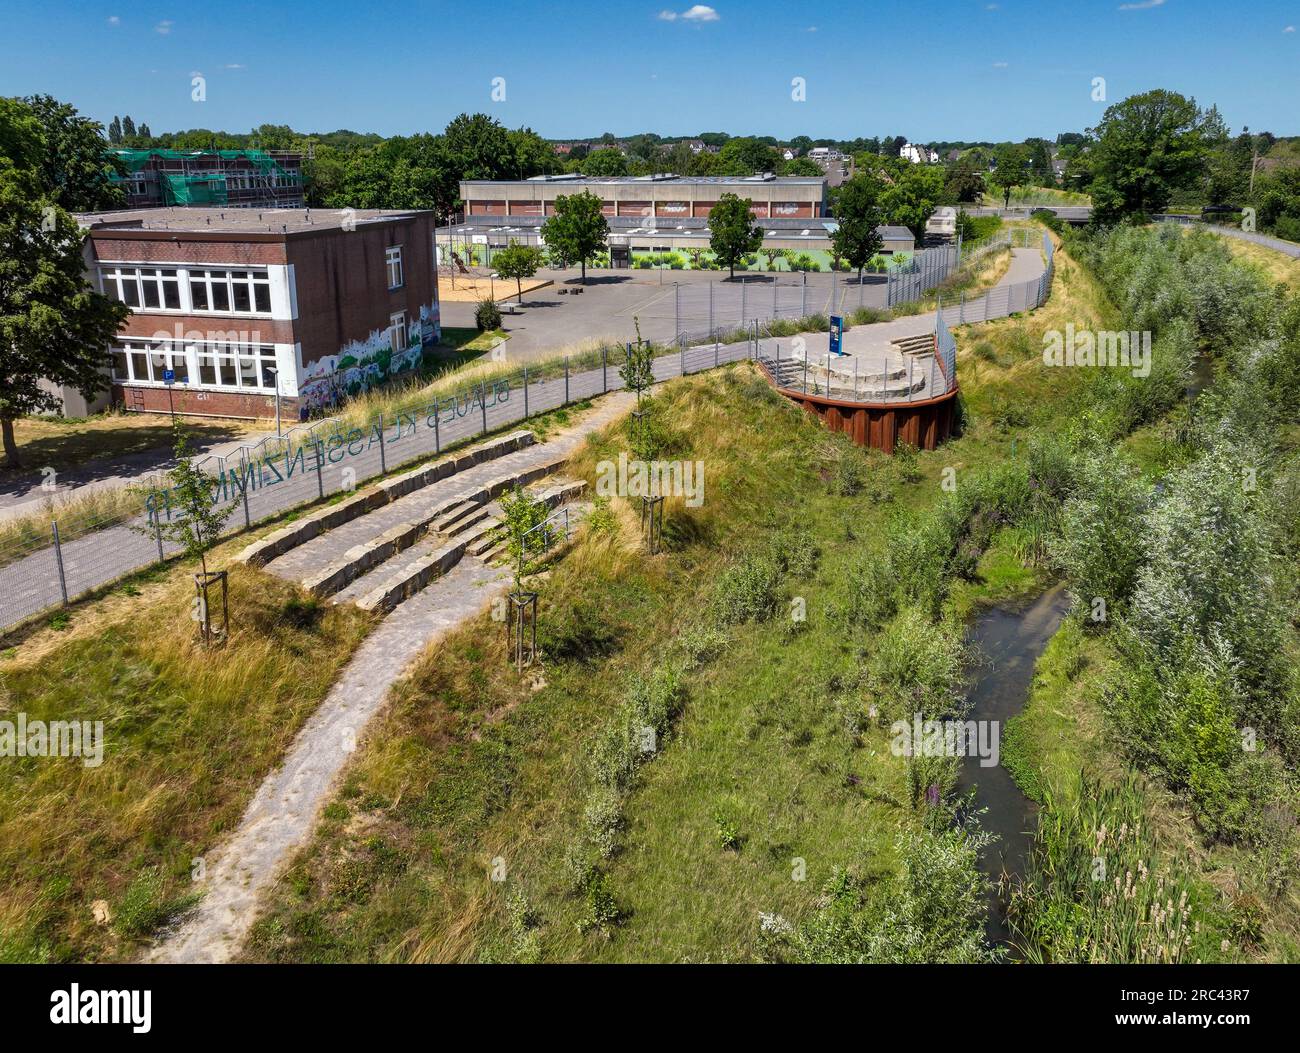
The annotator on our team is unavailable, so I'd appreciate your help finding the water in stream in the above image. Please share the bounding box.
[957,582,1071,948]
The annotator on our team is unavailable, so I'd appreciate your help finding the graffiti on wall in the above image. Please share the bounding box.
[297,302,441,415]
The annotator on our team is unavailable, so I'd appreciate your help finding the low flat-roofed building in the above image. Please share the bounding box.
[460,173,829,221]
[69,206,441,420]
[435,214,915,269]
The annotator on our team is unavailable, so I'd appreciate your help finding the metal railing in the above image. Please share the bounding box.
[0,235,1056,632]
[754,233,1054,406]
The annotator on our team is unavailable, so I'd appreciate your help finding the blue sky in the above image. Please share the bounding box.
[3,0,1298,141]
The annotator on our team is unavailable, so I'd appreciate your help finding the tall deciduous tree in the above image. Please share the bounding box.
[540,190,609,284]
[989,144,1029,208]
[580,147,628,177]
[708,193,764,279]
[829,173,885,282]
[1087,90,1212,225]
[0,169,129,466]
[19,95,124,211]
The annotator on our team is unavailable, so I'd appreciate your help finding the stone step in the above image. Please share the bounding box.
[434,500,489,535]
[353,536,471,615]
[323,457,574,607]
[237,428,534,567]
[464,517,504,556]
[480,540,509,565]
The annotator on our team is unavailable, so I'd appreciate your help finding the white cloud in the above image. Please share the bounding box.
[107,15,120,25]
[154,19,174,34]
[1118,0,1165,10]
[660,5,719,21]
[224,63,246,69]
[1285,25,1296,33]
[805,26,818,32]
[985,3,1000,9]
[993,61,1009,68]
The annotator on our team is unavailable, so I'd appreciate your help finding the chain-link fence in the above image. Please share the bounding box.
[0,234,1053,632]
[754,233,1054,405]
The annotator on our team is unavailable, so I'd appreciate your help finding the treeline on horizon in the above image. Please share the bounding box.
[9,87,1300,239]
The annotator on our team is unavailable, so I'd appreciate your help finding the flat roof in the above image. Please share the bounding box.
[461,174,825,187]
[75,206,430,235]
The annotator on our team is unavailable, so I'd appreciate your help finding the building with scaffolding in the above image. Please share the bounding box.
[108,149,306,210]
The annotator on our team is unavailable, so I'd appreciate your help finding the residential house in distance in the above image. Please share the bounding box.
[900,142,939,164]
[108,149,306,210]
[68,207,441,421]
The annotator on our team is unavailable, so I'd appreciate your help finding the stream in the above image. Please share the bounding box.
[956,582,1071,949]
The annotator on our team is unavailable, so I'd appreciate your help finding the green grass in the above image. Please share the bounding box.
[0,537,374,963]
[239,236,1125,962]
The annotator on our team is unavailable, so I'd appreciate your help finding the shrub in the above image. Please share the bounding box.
[712,551,782,624]
[762,826,997,964]
[475,297,502,332]
[865,605,967,724]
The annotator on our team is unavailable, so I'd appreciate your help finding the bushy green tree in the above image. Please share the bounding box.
[540,190,609,283]
[829,173,885,281]
[1086,90,1213,224]
[0,168,128,466]
[492,240,546,301]
[707,193,764,278]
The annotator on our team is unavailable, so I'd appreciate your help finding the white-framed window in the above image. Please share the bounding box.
[385,246,404,290]
[188,268,272,314]
[111,337,277,391]
[389,312,407,353]
[101,266,182,310]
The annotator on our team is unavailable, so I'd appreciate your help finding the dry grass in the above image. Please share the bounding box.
[0,527,374,962]
[4,412,261,478]
[1212,232,1300,290]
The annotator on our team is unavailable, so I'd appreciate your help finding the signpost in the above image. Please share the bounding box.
[162,369,176,423]
[829,315,845,357]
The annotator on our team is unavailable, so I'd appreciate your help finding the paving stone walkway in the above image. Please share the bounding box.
[146,395,631,963]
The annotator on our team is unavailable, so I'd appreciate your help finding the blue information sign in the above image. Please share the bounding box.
[829,315,844,356]
[162,369,175,384]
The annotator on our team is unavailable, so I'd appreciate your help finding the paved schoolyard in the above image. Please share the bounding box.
[439,266,888,362]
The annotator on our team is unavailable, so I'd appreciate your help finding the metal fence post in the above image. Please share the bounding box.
[741,278,747,325]
[154,515,165,562]
[680,335,685,376]
[564,356,569,404]
[709,280,714,333]
[523,366,529,418]
[377,412,387,474]
[480,383,488,435]
[52,521,69,605]
[242,469,252,528]
[801,272,808,317]
[315,438,325,498]
[602,347,607,393]
[674,282,680,335]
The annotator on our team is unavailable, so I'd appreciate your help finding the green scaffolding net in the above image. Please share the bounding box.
[107,149,304,202]
[161,172,228,205]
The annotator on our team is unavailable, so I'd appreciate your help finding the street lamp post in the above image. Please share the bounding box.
[266,366,281,437]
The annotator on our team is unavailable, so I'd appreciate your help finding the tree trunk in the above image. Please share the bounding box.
[516,277,523,303]
[1,417,19,469]
[729,261,735,279]
[581,258,587,284]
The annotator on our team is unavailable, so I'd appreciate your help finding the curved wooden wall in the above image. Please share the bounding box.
[773,384,959,453]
